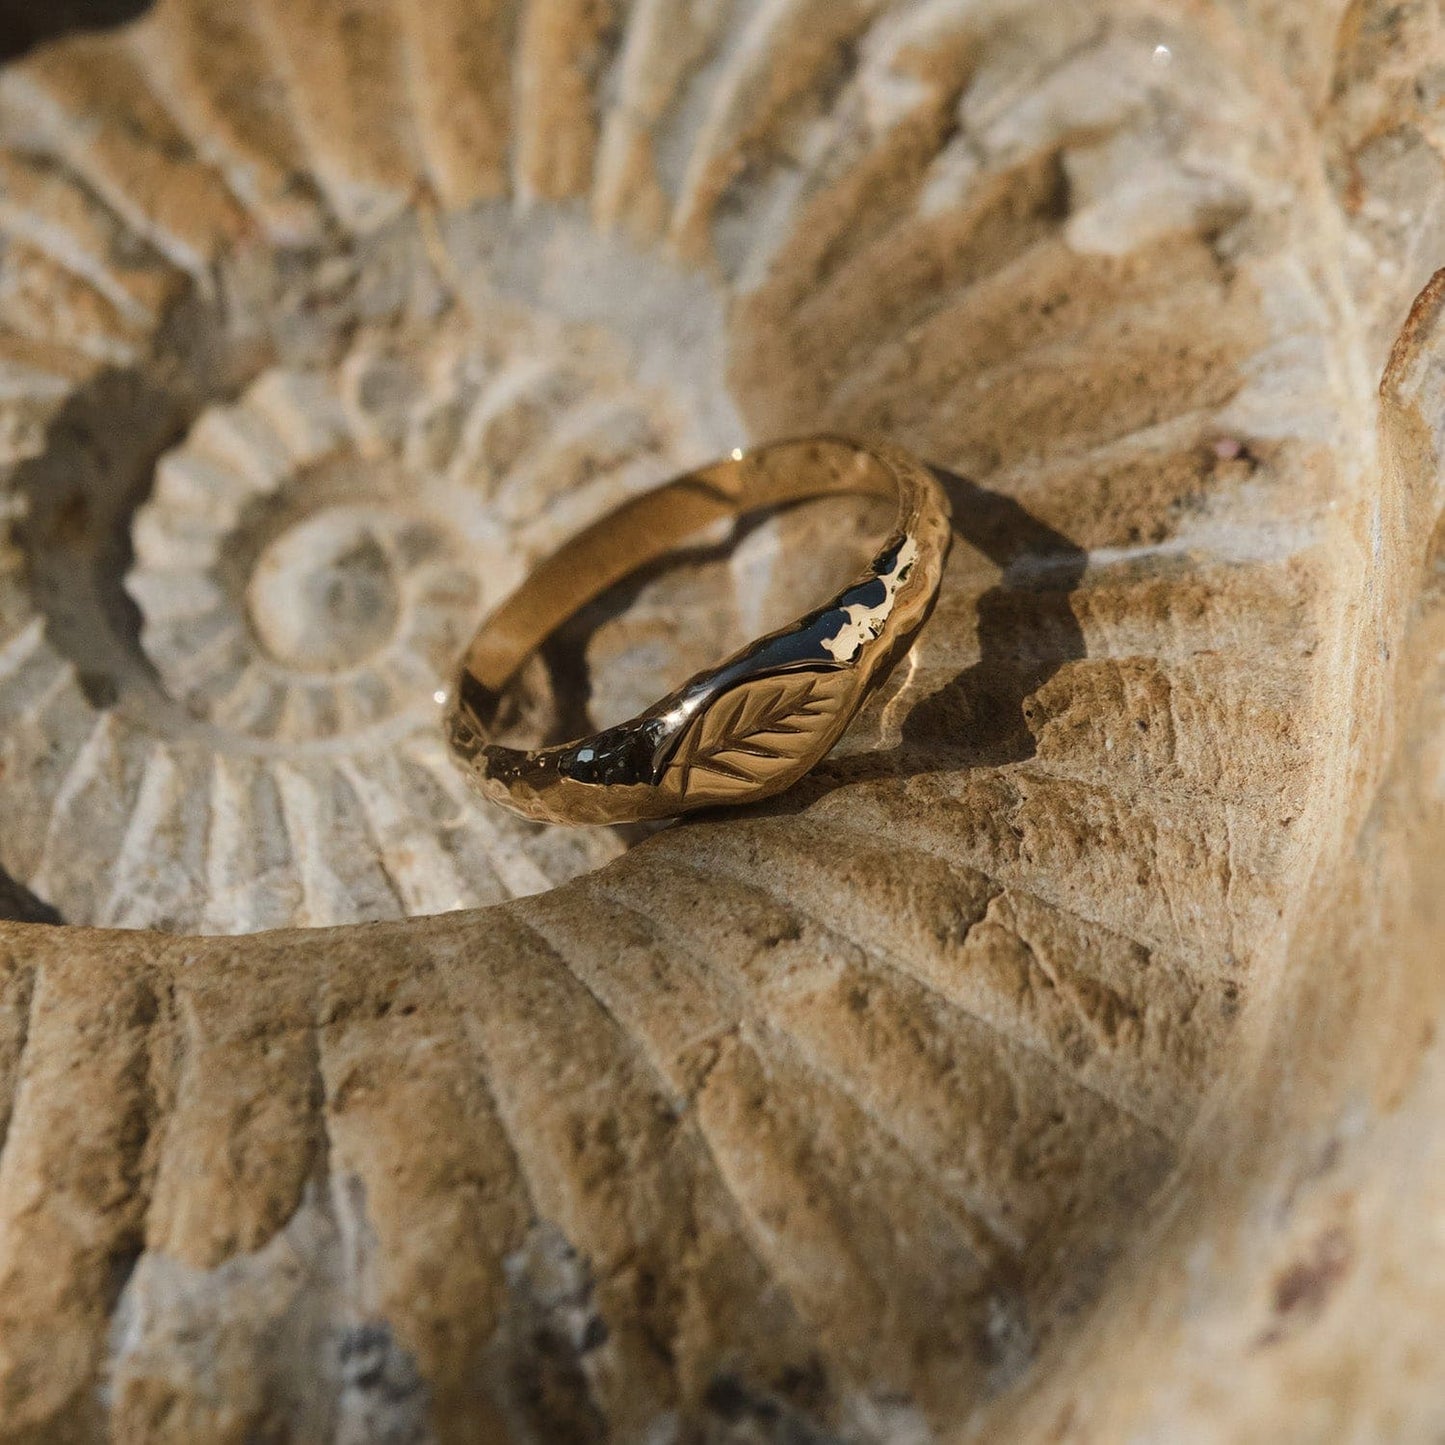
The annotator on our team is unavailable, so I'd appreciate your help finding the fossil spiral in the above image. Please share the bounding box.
[0,0,1440,1440]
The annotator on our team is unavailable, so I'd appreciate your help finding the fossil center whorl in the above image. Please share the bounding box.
[125,353,505,747]
[245,506,407,675]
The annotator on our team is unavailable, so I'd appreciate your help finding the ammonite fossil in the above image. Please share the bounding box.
[0,0,1441,1440]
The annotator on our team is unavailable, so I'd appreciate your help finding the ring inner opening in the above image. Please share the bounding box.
[460,446,901,749]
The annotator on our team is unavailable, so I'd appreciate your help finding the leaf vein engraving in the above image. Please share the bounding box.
[669,672,846,793]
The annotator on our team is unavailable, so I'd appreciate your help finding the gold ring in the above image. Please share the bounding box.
[445,436,952,825]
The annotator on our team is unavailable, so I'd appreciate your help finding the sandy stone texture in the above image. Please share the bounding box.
[0,0,1439,1439]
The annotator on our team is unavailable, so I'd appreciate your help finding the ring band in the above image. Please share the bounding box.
[445,436,952,825]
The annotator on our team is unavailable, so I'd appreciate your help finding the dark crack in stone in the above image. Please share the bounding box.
[336,1321,434,1445]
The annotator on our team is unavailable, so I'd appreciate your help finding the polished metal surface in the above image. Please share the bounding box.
[445,437,952,824]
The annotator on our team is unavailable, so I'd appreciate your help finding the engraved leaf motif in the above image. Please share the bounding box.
[668,671,847,796]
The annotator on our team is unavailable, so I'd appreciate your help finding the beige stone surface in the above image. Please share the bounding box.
[0,0,1439,1438]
